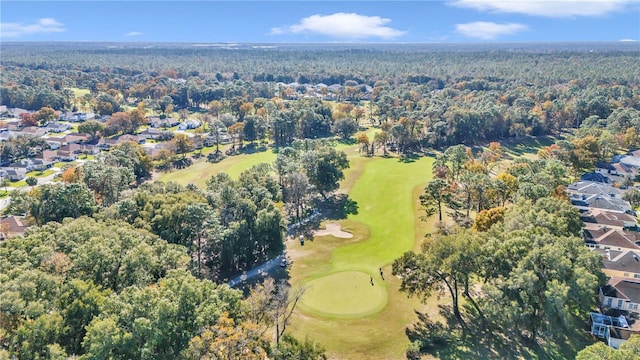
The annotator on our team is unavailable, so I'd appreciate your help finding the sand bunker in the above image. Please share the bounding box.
[313,222,353,238]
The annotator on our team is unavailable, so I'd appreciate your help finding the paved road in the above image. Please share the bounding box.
[227,254,286,288]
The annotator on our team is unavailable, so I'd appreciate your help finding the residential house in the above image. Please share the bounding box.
[614,153,640,169]
[583,226,640,251]
[45,121,71,133]
[7,108,29,118]
[6,159,33,172]
[581,209,638,229]
[138,128,173,141]
[57,144,81,161]
[570,193,632,214]
[567,181,624,199]
[0,168,27,181]
[148,117,179,129]
[59,112,75,121]
[142,143,165,158]
[601,249,640,280]
[177,119,202,130]
[597,162,637,184]
[31,158,53,171]
[97,138,120,150]
[20,126,47,138]
[600,278,640,314]
[117,134,145,144]
[64,133,91,144]
[589,312,638,349]
[204,132,232,146]
[0,215,28,241]
[37,150,59,163]
[581,172,611,184]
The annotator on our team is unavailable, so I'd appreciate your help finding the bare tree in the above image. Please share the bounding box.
[245,278,306,346]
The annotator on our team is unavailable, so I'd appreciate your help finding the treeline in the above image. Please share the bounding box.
[2,44,639,150]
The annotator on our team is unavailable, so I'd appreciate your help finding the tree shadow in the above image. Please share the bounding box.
[337,138,357,146]
[314,193,359,220]
[398,152,420,163]
[239,143,268,154]
[407,304,591,360]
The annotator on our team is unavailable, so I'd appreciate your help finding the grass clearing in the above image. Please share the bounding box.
[156,149,277,187]
[68,88,90,98]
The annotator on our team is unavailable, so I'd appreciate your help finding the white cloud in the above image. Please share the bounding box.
[125,31,143,37]
[270,13,406,40]
[455,21,528,39]
[1,17,65,38]
[451,0,634,17]
[619,38,638,42]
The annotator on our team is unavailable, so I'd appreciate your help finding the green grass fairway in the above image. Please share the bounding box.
[68,87,90,97]
[288,154,435,359]
[156,150,277,187]
[299,271,387,318]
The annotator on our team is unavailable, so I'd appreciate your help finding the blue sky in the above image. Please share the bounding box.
[1,1,639,43]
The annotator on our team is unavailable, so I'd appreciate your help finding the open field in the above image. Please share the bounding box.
[156,149,278,186]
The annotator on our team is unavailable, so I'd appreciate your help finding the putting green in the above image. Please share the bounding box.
[299,271,387,318]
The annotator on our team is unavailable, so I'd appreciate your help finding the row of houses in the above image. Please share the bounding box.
[569,155,640,349]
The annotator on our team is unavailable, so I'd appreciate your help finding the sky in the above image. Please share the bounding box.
[1,0,639,43]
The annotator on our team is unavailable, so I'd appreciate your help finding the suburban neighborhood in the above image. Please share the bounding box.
[569,154,640,349]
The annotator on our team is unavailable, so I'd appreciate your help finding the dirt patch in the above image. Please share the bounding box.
[313,222,354,238]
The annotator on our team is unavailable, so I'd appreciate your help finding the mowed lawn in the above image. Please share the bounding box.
[156,150,277,187]
[288,155,435,359]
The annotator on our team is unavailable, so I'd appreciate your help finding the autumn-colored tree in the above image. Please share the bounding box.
[239,102,254,120]
[472,206,506,232]
[182,313,268,360]
[172,133,194,156]
[104,112,130,136]
[19,113,38,127]
[208,100,221,118]
[228,122,245,149]
[61,166,81,183]
[356,133,370,155]
[353,106,366,124]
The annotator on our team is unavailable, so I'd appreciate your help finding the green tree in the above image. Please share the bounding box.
[420,178,451,222]
[109,141,154,182]
[479,203,604,342]
[35,107,57,126]
[576,335,640,360]
[82,270,243,359]
[333,118,358,140]
[283,172,311,222]
[622,187,640,210]
[81,159,135,206]
[78,120,105,140]
[393,230,483,330]
[25,176,37,186]
[29,183,96,225]
[301,146,349,198]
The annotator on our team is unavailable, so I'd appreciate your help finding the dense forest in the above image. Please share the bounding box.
[2,42,639,150]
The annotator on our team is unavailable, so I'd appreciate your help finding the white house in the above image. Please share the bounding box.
[589,312,637,349]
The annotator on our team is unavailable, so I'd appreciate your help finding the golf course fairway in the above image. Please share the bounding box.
[289,154,435,359]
